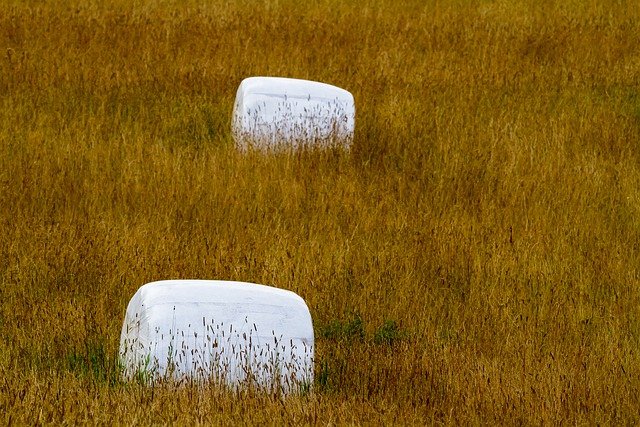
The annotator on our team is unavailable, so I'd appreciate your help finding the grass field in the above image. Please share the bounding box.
[2,0,640,423]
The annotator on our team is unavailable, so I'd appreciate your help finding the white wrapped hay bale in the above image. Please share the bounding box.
[231,76,355,150]
[119,280,314,392]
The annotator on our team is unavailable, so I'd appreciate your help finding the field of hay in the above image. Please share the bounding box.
[2,0,640,423]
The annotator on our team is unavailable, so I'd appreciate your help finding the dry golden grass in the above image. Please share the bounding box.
[2,0,640,423]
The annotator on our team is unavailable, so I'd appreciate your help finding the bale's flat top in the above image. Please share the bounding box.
[135,279,306,307]
[237,77,353,102]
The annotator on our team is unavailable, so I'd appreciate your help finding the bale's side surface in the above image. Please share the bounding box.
[119,280,314,391]
[231,76,355,150]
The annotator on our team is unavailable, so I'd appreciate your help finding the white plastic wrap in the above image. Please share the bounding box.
[231,77,355,150]
[119,280,314,392]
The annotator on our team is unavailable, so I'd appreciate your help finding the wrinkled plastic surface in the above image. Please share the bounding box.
[232,77,355,150]
[119,280,314,392]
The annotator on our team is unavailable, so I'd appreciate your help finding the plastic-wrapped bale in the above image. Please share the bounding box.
[231,76,355,150]
[119,280,314,392]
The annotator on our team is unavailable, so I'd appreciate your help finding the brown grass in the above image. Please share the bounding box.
[2,0,640,424]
